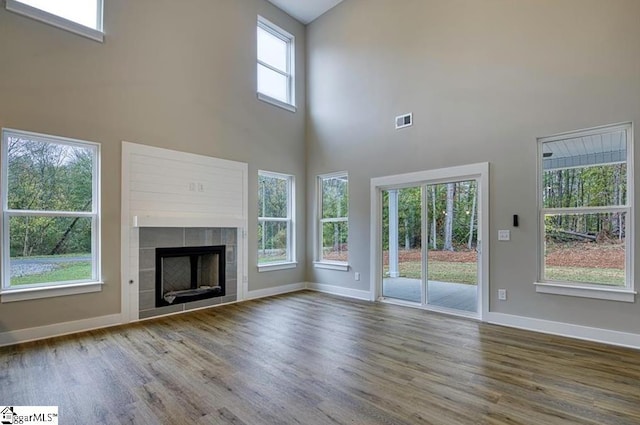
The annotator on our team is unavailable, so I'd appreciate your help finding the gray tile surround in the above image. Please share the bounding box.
[139,248,156,270]
[139,227,185,248]
[185,228,222,246]
[139,270,155,292]
[138,227,238,318]
[139,290,155,311]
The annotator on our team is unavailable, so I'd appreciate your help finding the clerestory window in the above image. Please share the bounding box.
[5,0,104,42]
[257,16,295,112]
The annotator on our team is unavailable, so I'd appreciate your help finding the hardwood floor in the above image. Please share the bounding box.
[2,290,640,425]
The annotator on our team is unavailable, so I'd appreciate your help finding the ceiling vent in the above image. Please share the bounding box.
[395,113,412,130]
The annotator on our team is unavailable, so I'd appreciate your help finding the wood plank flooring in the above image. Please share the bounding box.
[1,290,640,424]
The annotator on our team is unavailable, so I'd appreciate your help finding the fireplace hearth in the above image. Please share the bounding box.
[155,245,226,307]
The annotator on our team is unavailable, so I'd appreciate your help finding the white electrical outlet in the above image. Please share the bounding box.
[354,272,361,281]
[498,289,507,300]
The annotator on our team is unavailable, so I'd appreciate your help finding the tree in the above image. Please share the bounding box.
[7,137,93,258]
[443,183,455,251]
[543,162,627,243]
[319,176,348,256]
[468,186,476,250]
[258,174,289,258]
[398,187,421,250]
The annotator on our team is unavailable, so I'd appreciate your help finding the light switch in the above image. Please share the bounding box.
[498,230,510,241]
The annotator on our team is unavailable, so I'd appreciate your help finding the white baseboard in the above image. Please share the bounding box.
[486,312,640,350]
[0,313,124,347]
[244,282,306,300]
[306,282,372,301]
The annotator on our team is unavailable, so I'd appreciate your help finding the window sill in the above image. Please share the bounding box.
[534,282,636,303]
[5,0,104,42]
[1,281,104,303]
[257,262,297,272]
[257,93,296,113]
[313,261,350,272]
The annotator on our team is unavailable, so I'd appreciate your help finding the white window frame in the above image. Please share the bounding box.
[257,16,296,112]
[5,0,104,42]
[314,171,349,271]
[534,122,635,302]
[257,171,296,272]
[1,129,102,302]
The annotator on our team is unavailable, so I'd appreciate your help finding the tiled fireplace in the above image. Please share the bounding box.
[138,227,237,319]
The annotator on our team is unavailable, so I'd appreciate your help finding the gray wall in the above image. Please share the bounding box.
[0,0,306,332]
[306,0,640,333]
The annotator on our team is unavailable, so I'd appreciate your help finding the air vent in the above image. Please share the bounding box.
[395,113,412,130]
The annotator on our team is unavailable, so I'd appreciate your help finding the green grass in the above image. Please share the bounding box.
[258,254,288,264]
[385,260,477,284]
[545,266,624,286]
[386,260,624,287]
[11,262,92,286]
[428,261,477,284]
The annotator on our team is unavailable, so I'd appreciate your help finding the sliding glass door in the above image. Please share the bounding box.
[380,179,479,315]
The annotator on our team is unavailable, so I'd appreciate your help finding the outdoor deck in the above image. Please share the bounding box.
[382,277,477,312]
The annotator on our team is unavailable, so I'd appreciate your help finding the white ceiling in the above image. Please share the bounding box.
[267,0,344,24]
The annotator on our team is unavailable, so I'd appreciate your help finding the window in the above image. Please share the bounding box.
[6,0,104,42]
[257,16,295,112]
[535,123,634,302]
[258,171,296,271]
[315,172,349,270]
[1,129,101,302]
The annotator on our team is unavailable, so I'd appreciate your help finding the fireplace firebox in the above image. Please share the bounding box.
[155,245,226,307]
